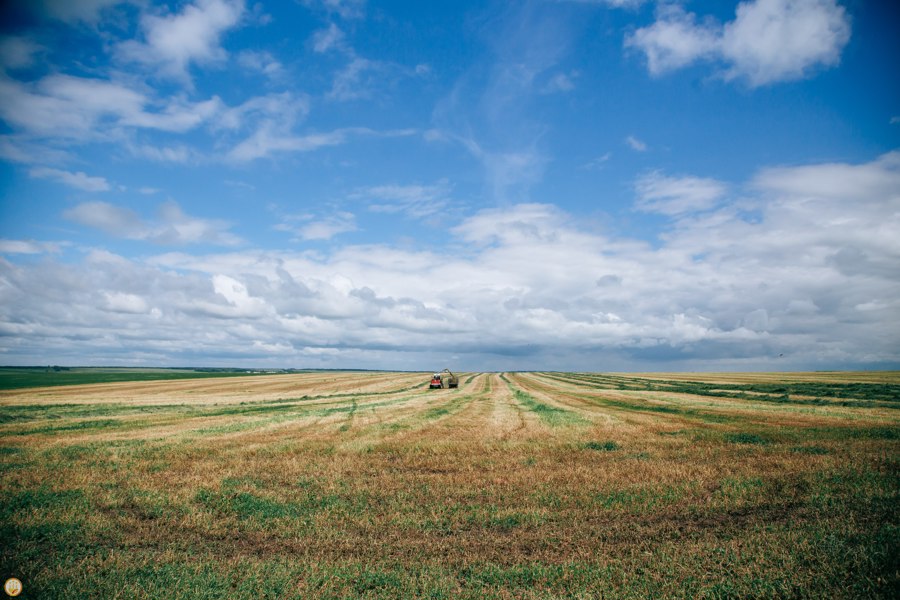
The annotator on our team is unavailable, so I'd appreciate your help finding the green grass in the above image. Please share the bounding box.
[724,432,771,445]
[510,388,588,426]
[0,366,283,390]
[584,440,620,451]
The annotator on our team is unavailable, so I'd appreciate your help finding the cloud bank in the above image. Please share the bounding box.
[2,152,897,370]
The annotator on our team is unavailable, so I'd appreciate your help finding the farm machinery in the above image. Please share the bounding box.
[429,369,459,389]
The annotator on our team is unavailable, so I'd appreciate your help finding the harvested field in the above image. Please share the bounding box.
[1,371,898,599]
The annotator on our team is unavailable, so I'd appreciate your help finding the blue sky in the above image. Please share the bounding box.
[0,0,898,371]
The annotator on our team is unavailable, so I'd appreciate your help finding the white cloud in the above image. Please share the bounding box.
[635,172,727,215]
[0,135,70,165]
[226,126,414,162]
[626,0,851,86]
[236,50,284,79]
[299,212,358,241]
[625,135,647,151]
[217,93,310,132]
[565,0,646,6]
[452,203,568,247]
[303,0,366,20]
[0,74,223,142]
[64,200,242,246]
[542,71,577,94]
[0,67,355,165]
[129,143,197,164]
[583,152,612,169]
[721,0,851,85]
[104,292,150,314]
[156,201,242,246]
[327,57,379,101]
[65,202,144,238]
[116,0,246,84]
[8,153,884,369]
[358,180,452,219]
[312,23,346,53]
[753,151,900,201]
[276,211,358,241]
[625,5,719,75]
[227,128,347,162]
[0,239,62,255]
[29,167,111,192]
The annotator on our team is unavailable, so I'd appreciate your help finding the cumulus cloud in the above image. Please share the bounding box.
[64,200,242,246]
[4,156,899,369]
[626,0,851,86]
[117,0,246,84]
[720,0,851,85]
[0,11,361,167]
[625,5,719,75]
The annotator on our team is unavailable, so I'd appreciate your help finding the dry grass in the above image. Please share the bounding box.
[1,371,898,598]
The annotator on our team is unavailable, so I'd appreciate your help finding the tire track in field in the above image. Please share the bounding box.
[389,373,500,445]
[487,373,536,441]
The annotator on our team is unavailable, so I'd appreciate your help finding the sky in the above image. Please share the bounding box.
[0,0,898,372]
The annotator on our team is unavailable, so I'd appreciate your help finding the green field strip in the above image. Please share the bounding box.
[0,367,281,390]
[512,373,635,415]
[502,378,589,427]
[538,372,900,408]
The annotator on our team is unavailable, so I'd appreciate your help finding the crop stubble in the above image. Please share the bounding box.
[1,370,898,599]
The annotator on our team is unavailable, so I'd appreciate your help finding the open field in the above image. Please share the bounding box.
[0,367,309,390]
[1,371,898,599]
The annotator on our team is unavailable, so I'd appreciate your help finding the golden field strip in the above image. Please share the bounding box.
[1,371,898,599]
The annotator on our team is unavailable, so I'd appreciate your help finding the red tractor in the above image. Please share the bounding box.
[429,368,459,389]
